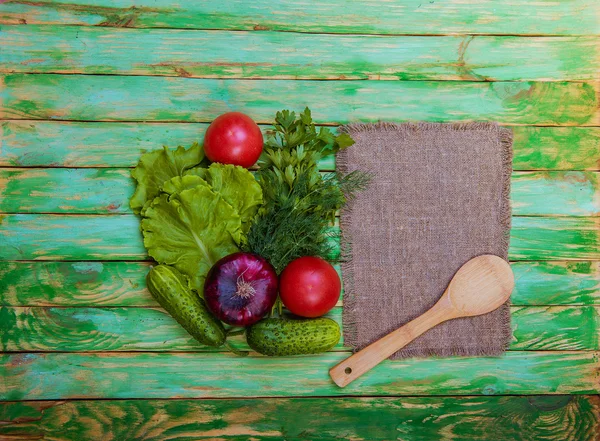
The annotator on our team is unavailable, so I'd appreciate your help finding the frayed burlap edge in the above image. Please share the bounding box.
[337,121,513,358]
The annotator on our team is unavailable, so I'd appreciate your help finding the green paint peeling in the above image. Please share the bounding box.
[1,396,597,440]
[2,168,596,215]
[2,260,598,307]
[1,74,597,125]
[2,0,599,35]
[2,122,598,170]
[3,351,599,400]
[0,261,151,306]
[5,27,593,82]
[0,4,599,426]
[0,215,598,261]
[2,305,597,352]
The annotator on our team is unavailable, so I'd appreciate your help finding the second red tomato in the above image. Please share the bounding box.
[204,112,263,168]
[279,256,341,318]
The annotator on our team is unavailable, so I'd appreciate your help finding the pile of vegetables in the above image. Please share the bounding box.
[131,108,368,356]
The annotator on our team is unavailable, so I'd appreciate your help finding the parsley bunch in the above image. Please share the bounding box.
[245,108,369,273]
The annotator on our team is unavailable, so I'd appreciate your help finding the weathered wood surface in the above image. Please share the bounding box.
[2,0,599,35]
[1,305,598,352]
[1,1,600,435]
[2,396,598,441]
[2,168,598,216]
[2,351,598,400]
[1,215,598,261]
[510,172,600,216]
[3,26,600,81]
[0,120,339,169]
[2,121,600,170]
[1,75,598,125]
[512,261,600,306]
[509,217,600,261]
[2,261,599,307]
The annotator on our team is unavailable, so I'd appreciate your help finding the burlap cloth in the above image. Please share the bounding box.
[338,122,513,359]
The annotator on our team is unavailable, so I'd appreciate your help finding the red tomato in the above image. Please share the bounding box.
[204,112,263,168]
[279,256,341,318]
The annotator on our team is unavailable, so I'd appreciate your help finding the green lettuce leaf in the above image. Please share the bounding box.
[130,143,205,214]
[141,176,242,291]
[161,174,207,195]
[186,163,263,233]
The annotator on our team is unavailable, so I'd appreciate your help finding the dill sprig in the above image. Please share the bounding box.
[245,108,369,273]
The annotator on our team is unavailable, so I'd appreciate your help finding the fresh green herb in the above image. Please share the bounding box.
[245,108,369,273]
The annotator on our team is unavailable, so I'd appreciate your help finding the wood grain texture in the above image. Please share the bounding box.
[0,214,145,261]
[510,172,600,216]
[1,396,598,441]
[2,261,598,307]
[0,1,599,428]
[2,168,597,216]
[2,26,599,81]
[510,306,600,350]
[2,351,598,400]
[0,168,133,214]
[1,74,598,125]
[1,306,597,352]
[0,120,339,169]
[510,217,600,261]
[2,121,599,170]
[0,261,152,306]
[1,0,599,35]
[511,261,600,305]
[1,215,599,261]
[512,127,600,171]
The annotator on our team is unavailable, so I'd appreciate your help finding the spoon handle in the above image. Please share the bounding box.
[330,297,454,388]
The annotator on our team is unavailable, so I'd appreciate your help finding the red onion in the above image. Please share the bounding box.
[204,252,278,326]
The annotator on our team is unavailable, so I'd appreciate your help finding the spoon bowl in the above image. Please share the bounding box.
[446,255,514,317]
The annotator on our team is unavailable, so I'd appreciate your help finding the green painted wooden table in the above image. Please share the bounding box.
[1,1,599,439]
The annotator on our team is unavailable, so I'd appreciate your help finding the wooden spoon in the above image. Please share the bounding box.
[329,254,514,388]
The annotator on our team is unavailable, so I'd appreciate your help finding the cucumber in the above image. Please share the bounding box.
[246,317,341,356]
[146,265,226,347]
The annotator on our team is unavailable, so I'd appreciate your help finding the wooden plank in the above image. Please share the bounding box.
[0,168,133,214]
[2,168,597,216]
[1,74,598,126]
[510,217,600,261]
[1,215,599,261]
[0,214,145,261]
[512,126,600,171]
[2,26,600,81]
[1,0,599,35]
[510,306,599,350]
[2,261,599,307]
[1,306,597,352]
[511,261,600,305]
[1,351,598,400]
[510,172,600,216]
[2,396,598,441]
[0,261,153,307]
[2,121,599,170]
[0,120,339,169]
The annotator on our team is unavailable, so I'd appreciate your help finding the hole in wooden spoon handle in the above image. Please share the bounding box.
[330,360,362,387]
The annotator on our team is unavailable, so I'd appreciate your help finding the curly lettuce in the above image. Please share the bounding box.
[131,143,264,290]
[142,175,242,291]
[186,163,263,233]
[130,142,206,214]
